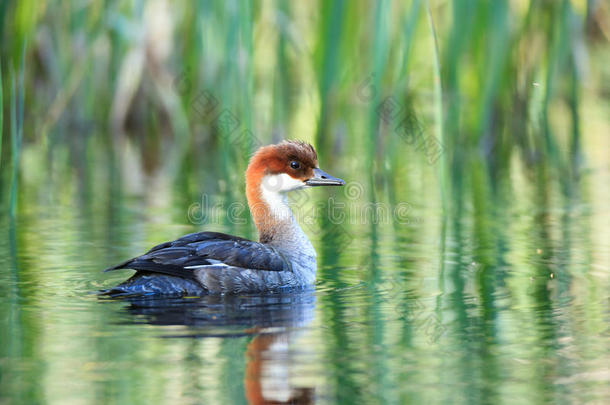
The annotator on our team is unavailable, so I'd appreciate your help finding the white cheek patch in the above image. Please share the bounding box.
[260,173,305,221]
[261,173,305,193]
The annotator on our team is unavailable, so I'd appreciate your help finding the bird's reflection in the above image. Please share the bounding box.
[108,290,316,404]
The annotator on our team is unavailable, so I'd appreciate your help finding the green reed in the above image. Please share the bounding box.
[7,46,25,217]
[0,63,3,170]
[0,0,604,218]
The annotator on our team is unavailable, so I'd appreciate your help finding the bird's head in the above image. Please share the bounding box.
[246,140,344,193]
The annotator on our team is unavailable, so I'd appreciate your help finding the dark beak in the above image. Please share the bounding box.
[305,168,345,187]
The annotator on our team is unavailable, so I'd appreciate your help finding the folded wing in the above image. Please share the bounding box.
[105,232,291,280]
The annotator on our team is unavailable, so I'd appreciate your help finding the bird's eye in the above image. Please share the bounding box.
[290,161,300,169]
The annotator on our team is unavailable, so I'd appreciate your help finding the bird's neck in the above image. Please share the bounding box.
[246,176,314,256]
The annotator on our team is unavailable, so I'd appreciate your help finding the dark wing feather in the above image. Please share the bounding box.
[146,231,250,253]
[105,231,290,280]
[193,240,290,271]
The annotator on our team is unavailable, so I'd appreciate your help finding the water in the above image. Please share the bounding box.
[0,156,608,404]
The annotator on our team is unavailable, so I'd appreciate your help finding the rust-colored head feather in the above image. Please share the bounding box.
[246,140,318,185]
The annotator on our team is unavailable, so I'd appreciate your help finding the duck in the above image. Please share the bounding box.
[102,140,345,296]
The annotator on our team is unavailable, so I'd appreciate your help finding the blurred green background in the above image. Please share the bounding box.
[0,0,609,404]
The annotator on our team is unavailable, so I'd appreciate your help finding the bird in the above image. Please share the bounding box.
[102,140,345,296]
